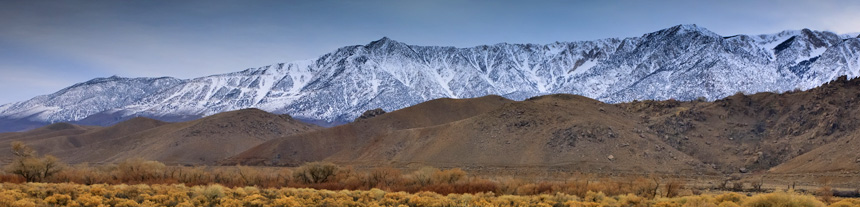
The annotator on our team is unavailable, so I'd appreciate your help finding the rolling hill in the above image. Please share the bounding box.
[0,109,320,165]
[226,76,860,176]
[4,76,860,177]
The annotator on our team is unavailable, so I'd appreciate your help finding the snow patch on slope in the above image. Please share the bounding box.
[1,25,858,131]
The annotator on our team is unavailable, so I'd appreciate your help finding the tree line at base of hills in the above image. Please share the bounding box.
[0,142,848,199]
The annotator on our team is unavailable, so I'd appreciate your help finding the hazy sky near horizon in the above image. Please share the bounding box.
[1,0,859,104]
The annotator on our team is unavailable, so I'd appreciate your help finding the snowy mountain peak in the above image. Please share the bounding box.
[375,36,395,42]
[2,24,860,132]
[798,29,837,48]
[656,24,721,38]
[86,75,125,82]
[367,36,403,47]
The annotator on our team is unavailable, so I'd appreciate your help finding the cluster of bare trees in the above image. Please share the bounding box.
[4,141,63,182]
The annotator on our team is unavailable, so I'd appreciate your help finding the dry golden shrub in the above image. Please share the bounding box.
[715,192,746,204]
[742,191,825,207]
[368,167,402,189]
[431,168,466,184]
[829,198,860,207]
[116,158,166,182]
[718,201,741,207]
[0,182,845,207]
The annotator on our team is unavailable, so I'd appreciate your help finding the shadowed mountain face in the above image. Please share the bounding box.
[0,109,321,165]
[2,25,859,132]
[223,76,860,175]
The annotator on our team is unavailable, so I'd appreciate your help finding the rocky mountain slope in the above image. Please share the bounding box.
[224,94,711,175]
[3,76,860,176]
[1,24,859,132]
[225,76,860,175]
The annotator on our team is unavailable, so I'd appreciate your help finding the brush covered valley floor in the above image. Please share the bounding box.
[0,182,854,207]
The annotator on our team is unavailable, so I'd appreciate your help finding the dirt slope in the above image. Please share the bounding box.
[767,134,860,173]
[222,95,516,166]
[0,123,102,163]
[226,94,713,175]
[227,76,860,175]
[0,109,321,165]
[0,122,100,142]
[332,94,709,174]
[59,108,321,165]
[620,76,860,173]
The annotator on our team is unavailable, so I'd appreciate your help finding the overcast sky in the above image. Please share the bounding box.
[1,0,859,104]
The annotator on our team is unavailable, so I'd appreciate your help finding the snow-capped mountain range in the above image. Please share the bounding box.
[1,24,859,132]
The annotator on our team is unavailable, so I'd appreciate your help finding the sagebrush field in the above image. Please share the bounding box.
[2,182,855,207]
[1,142,853,206]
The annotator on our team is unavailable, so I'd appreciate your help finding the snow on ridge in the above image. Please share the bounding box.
[842,33,860,39]
[675,24,721,37]
[1,25,858,130]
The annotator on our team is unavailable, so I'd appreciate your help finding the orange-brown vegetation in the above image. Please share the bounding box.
[0,182,845,207]
[3,158,703,198]
[4,141,63,182]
